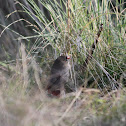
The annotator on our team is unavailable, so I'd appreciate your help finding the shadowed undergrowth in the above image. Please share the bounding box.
[0,0,126,125]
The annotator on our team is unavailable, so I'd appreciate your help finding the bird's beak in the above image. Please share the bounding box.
[67,56,70,59]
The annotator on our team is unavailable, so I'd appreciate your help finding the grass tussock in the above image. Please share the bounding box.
[0,0,126,125]
[0,65,126,126]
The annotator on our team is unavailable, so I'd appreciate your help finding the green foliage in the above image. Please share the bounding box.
[0,0,125,125]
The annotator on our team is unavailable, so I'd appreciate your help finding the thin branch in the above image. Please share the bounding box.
[82,24,103,72]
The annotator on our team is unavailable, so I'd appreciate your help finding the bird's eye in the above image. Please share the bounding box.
[66,56,68,61]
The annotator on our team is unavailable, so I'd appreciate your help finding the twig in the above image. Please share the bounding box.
[57,88,83,124]
[82,24,103,72]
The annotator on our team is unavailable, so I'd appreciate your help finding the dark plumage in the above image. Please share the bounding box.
[46,55,70,97]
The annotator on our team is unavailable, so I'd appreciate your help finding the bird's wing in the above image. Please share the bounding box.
[47,74,61,90]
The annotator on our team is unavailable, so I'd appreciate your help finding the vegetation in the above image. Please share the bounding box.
[0,0,125,125]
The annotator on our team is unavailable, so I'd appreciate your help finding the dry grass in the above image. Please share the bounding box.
[0,0,126,126]
[0,44,125,126]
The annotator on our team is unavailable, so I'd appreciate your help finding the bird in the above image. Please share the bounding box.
[46,55,71,97]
